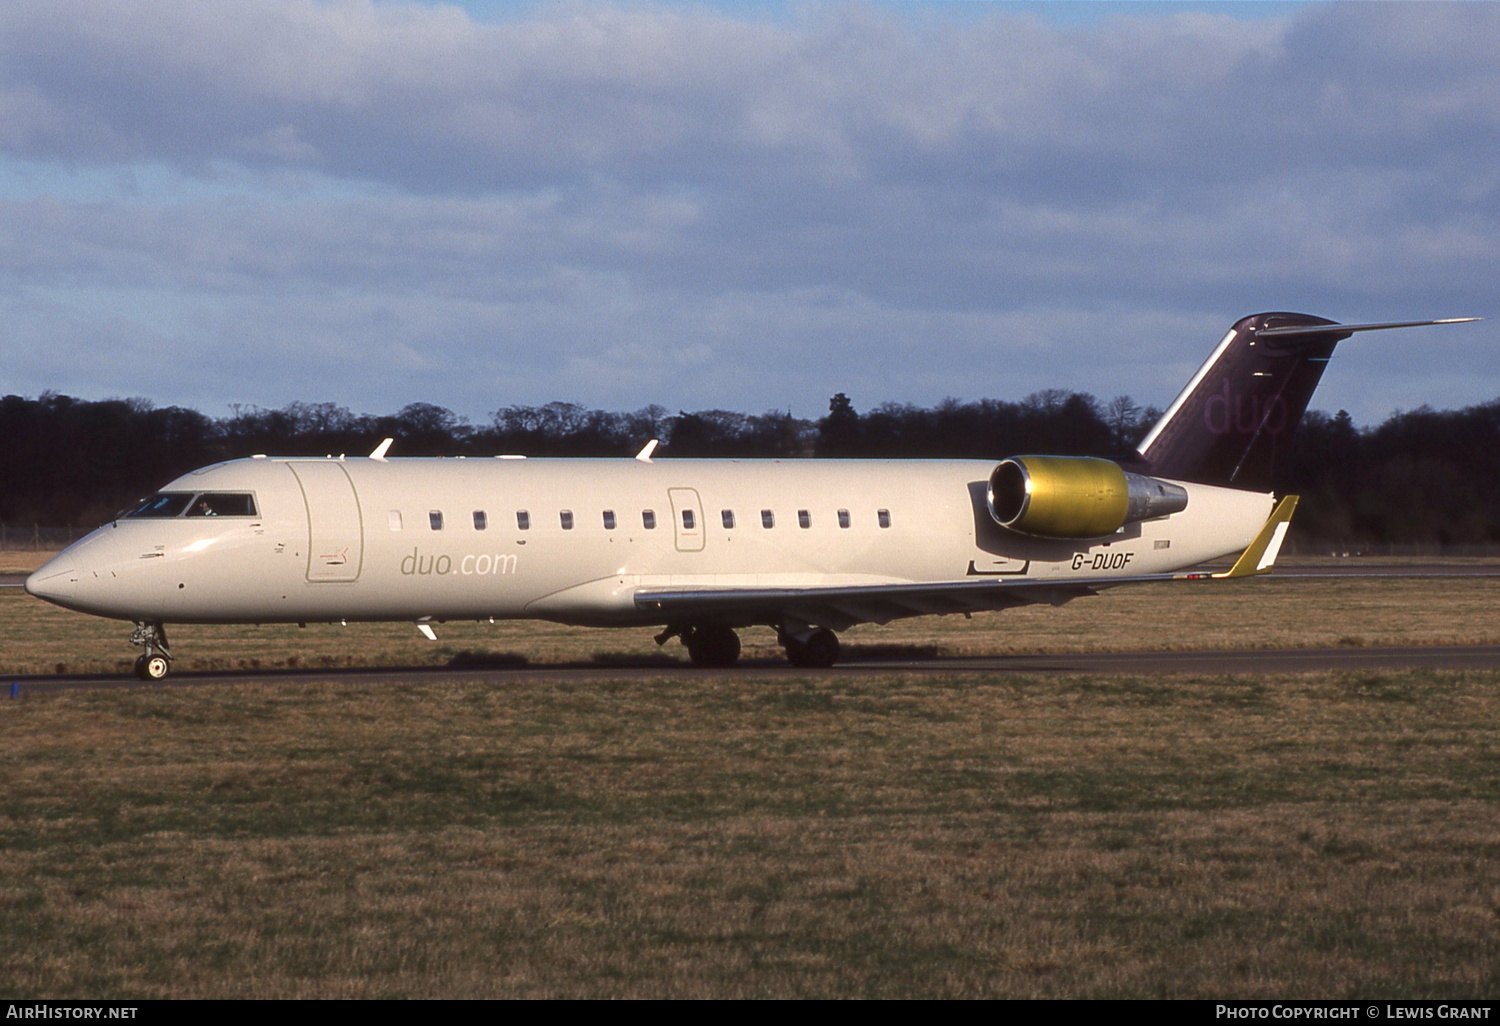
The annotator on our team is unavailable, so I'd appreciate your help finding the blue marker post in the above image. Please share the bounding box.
[9,682,18,699]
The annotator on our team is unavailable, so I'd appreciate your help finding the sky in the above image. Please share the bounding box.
[0,0,1495,431]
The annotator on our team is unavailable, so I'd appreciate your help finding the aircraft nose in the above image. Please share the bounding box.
[25,564,79,605]
[25,528,143,616]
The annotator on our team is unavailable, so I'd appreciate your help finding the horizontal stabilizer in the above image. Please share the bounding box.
[1256,317,1479,341]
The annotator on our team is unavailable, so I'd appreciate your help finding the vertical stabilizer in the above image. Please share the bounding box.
[1134,313,1476,491]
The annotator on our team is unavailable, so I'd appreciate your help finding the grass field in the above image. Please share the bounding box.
[4,552,1499,997]
[2,667,1498,998]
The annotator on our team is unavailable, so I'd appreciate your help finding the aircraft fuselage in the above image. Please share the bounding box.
[27,454,1270,628]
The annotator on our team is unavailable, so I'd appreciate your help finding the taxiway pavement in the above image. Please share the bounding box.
[8,644,1500,695]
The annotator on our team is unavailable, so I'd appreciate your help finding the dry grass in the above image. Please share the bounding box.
[2,669,1498,998]
[0,550,52,574]
[6,559,1500,676]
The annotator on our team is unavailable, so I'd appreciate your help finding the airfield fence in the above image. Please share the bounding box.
[4,522,1498,558]
[1281,540,1500,558]
[1,525,88,551]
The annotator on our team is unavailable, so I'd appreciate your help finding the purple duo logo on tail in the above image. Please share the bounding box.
[1203,379,1289,437]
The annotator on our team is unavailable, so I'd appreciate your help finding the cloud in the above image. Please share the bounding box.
[2,1,1492,194]
[0,0,1494,426]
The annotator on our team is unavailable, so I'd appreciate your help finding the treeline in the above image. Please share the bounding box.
[2,391,1497,545]
[1280,405,1500,545]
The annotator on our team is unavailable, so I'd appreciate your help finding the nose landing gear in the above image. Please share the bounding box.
[129,621,172,680]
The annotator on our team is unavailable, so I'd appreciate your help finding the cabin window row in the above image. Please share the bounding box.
[400,508,894,532]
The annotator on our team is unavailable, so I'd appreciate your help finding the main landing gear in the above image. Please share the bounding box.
[129,621,172,680]
[656,624,742,668]
[656,623,842,669]
[781,627,840,669]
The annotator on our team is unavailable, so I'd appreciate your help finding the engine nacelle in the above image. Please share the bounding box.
[987,456,1189,539]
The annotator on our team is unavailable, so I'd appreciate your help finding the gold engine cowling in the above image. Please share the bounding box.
[987,456,1189,538]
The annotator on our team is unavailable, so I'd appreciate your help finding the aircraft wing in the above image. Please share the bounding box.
[634,497,1301,630]
[635,575,1104,630]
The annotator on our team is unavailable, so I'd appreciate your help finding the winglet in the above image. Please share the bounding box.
[635,439,659,462]
[370,438,394,461]
[1213,495,1299,579]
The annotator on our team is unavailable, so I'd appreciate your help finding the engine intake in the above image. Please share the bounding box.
[987,456,1189,538]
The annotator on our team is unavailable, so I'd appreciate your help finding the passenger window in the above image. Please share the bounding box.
[761,509,774,529]
[837,509,851,529]
[517,510,530,531]
[429,511,444,531]
[388,510,403,531]
[473,510,487,531]
[878,509,892,528]
[682,509,696,530]
[798,509,811,529]
[643,510,656,529]
[722,510,735,529]
[560,510,574,530]
[603,510,617,530]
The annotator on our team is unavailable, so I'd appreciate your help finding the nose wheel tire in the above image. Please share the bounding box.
[129,621,172,680]
[134,654,171,681]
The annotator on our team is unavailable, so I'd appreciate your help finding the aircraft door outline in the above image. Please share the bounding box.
[668,487,705,553]
[288,462,365,582]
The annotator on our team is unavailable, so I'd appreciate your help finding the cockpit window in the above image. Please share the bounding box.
[124,492,257,518]
[123,493,194,518]
[187,493,258,517]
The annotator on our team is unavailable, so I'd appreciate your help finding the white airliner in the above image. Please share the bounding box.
[26,313,1476,679]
